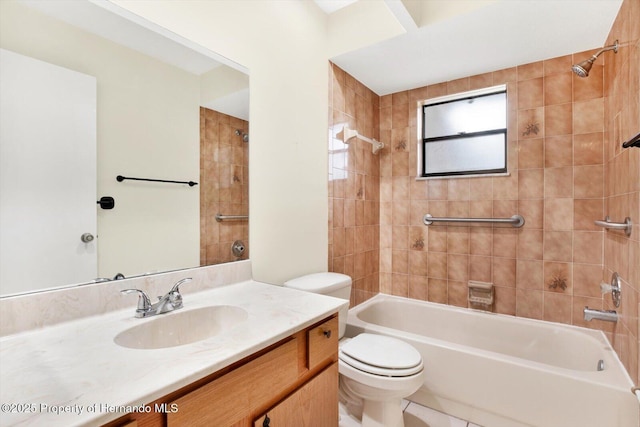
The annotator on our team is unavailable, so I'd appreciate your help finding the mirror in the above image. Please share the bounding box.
[0,0,249,297]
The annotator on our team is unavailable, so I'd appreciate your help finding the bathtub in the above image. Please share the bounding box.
[345,294,638,427]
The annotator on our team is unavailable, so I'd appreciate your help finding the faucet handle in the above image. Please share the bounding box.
[169,278,192,294]
[167,278,192,310]
[121,289,152,313]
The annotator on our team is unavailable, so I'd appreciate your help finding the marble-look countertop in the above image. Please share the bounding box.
[0,280,346,426]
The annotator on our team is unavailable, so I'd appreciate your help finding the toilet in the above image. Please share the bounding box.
[284,272,424,427]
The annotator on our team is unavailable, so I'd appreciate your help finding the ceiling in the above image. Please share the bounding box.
[315,0,358,14]
[320,0,623,95]
[22,0,623,101]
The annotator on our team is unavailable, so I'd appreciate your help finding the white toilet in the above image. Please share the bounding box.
[284,272,425,427]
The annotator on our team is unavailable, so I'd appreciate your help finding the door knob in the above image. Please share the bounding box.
[80,233,94,243]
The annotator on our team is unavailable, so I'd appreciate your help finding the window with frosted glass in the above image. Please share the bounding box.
[421,86,507,177]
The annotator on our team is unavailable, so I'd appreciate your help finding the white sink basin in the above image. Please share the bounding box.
[114,305,248,349]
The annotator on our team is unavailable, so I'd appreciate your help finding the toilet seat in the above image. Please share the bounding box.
[339,333,423,377]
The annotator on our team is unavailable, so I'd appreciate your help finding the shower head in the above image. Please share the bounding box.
[235,129,249,142]
[571,59,593,78]
[571,40,618,77]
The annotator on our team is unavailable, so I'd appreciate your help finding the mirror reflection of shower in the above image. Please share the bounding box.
[200,107,249,265]
[235,129,249,142]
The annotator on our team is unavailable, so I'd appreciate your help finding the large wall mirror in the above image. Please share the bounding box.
[0,0,249,297]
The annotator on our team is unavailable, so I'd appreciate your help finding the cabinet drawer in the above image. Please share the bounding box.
[168,338,298,427]
[307,316,338,370]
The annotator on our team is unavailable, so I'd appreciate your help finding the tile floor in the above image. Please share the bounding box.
[339,400,481,427]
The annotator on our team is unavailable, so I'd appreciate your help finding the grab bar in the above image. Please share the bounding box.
[594,216,632,237]
[215,213,248,222]
[423,214,525,228]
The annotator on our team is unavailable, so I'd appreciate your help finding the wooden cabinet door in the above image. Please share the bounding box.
[168,339,298,427]
[254,362,338,427]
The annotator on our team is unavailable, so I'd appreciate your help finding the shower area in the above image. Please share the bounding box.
[328,3,640,385]
[200,107,249,265]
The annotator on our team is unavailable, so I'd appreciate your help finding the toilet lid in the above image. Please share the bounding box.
[339,334,423,377]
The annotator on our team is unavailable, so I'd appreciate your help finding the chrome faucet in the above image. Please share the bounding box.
[583,306,618,322]
[94,273,125,283]
[121,278,192,318]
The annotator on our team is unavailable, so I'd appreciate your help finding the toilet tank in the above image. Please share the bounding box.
[283,272,352,338]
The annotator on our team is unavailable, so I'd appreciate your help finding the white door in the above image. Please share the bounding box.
[0,49,97,295]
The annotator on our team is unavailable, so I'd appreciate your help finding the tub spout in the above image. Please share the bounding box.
[583,306,618,322]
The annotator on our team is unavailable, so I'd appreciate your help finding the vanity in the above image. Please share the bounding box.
[106,314,338,427]
[0,272,346,427]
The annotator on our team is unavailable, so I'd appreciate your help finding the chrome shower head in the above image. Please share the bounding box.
[571,40,618,77]
[571,58,594,77]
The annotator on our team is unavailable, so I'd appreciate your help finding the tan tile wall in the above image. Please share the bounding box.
[200,107,249,265]
[328,64,381,305]
[380,52,612,322]
[603,0,640,384]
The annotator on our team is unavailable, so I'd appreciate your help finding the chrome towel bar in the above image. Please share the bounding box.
[215,213,249,222]
[116,175,197,187]
[594,216,632,236]
[423,214,525,228]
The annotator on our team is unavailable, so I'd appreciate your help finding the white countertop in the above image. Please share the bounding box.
[0,280,346,426]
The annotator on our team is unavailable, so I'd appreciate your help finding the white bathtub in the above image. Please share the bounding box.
[345,294,638,427]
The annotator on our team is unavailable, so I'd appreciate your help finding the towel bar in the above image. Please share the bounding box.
[215,213,249,222]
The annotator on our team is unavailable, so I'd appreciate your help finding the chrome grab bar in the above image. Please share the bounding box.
[215,213,249,222]
[423,214,525,228]
[594,216,632,237]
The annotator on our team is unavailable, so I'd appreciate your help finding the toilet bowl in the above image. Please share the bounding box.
[338,333,424,427]
[284,273,425,427]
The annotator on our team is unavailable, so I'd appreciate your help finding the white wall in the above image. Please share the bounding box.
[200,65,250,121]
[200,65,249,106]
[0,1,200,280]
[112,0,332,284]
[327,0,405,57]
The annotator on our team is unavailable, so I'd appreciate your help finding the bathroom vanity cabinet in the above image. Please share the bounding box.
[103,315,339,427]
[253,363,338,427]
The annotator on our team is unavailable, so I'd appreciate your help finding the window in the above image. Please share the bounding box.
[420,85,507,178]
